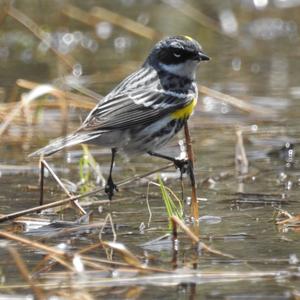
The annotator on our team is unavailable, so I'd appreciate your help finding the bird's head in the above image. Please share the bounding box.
[145,35,210,80]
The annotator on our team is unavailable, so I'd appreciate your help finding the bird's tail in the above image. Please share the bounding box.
[28,132,98,157]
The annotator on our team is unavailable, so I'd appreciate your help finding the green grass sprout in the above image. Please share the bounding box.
[158,175,184,227]
[79,145,105,193]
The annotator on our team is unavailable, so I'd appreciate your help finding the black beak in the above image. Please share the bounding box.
[196,51,210,62]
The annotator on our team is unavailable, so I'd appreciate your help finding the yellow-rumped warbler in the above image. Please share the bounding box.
[30,36,210,199]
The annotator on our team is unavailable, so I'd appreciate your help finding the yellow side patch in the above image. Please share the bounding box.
[171,98,197,119]
[184,35,194,41]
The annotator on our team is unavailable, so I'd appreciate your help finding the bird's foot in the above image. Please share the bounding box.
[173,158,189,174]
[105,176,118,200]
[174,158,195,185]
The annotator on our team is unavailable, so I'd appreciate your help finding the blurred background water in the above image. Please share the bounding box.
[1,0,300,299]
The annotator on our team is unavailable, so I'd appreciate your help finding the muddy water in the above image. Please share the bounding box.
[1,0,300,299]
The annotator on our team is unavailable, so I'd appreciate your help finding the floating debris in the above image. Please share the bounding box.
[229,192,288,206]
[268,142,297,166]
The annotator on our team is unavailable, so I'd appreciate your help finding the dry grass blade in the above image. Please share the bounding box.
[61,4,100,26]
[17,79,97,109]
[90,6,163,40]
[275,210,300,225]
[99,214,116,243]
[101,241,143,268]
[198,242,234,259]
[0,230,66,256]
[0,231,77,273]
[101,241,170,273]
[48,255,75,272]
[6,5,75,69]
[171,216,199,243]
[54,290,94,300]
[0,80,90,132]
[69,83,103,102]
[79,255,128,269]
[77,258,111,272]
[31,250,76,275]
[125,287,144,300]
[63,4,163,40]
[199,85,274,115]
[170,216,234,258]
[162,0,229,38]
[77,242,102,255]
[280,215,296,225]
[0,85,57,137]
[8,247,46,300]
[98,214,117,261]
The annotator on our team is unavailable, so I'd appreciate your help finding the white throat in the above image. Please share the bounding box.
[159,60,199,79]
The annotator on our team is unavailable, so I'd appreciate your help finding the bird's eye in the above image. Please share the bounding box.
[173,51,181,58]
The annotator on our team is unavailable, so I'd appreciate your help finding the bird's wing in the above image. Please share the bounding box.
[78,68,195,132]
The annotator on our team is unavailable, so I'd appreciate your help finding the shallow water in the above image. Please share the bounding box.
[1,0,300,299]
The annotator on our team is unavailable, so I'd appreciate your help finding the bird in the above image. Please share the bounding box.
[29,35,210,200]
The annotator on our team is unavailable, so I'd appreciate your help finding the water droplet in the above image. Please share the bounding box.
[253,0,269,9]
[289,254,299,265]
[219,9,238,36]
[251,124,258,132]
[72,63,82,77]
[232,57,241,71]
[96,22,113,39]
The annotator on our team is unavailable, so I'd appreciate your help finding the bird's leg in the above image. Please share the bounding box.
[105,148,118,200]
[148,151,193,182]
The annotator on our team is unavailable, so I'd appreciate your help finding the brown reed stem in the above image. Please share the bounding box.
[184,121,199,222]
[39,159,44,206]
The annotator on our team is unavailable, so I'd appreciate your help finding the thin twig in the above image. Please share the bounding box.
[0,163,174,223]
[40,160,86,215]
[199,85,274,115]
